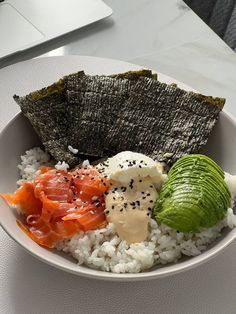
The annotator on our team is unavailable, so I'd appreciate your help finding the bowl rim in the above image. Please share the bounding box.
[0,111,236,282]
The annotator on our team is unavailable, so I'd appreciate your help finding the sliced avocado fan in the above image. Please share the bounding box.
[154,154,231,233]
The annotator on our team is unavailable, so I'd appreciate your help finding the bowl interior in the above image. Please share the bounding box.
[0,112,236,281]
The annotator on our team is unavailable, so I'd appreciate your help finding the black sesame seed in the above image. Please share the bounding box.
[140,160,144,163]
[141,192,145,194]
[149,185,153,188]
[132,207,136,210]
[139,179,142,183]
[124,203,128,208]
[148,207,152,211]
[105,210,110,214]
[120,208,123,212]
[142,196,146,200]
[149,200,153,203]
[113,197,116,200]
[136,201,140,206]
[104,192,108,195]
[147,193,151,196]
[112,205,115,209]
[147,213,150,216]
[91,177,95,180]
[139,165,142,168]
[103,183,106,186]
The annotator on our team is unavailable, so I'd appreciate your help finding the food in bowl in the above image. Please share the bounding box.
[1,70,236,274]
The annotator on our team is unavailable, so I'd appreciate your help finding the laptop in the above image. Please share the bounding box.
[0,0,112,59]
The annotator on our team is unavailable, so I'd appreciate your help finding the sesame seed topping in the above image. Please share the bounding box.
[148,207,152,211]
[105,210,110,214]
[149,200,153,203]
[112,205,115,209]
[120,208,123,212]
[139,165,142,168]
[150,185,153,188]
[124,203,128,208]
[139,179,142,183]
[113,196,116,200]
[147,213,150,216]
[142,196,146,199]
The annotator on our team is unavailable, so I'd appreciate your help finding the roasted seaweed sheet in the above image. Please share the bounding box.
[105,77,224,163]
[14,69,225,166]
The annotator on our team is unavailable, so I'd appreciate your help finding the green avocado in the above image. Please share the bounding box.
[154,154,231,233]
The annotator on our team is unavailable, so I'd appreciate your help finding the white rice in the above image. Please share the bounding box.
[55,161,70,172]
[18,148,236,273]
[17,147,52,185]
[56,213,235,273]
[68,145,78,154]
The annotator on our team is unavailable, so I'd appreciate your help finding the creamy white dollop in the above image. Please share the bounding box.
[100,151,163,184]
[100,151,165,244]
[225,172,236,199]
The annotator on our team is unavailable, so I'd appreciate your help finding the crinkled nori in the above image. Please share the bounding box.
[105,77,224,164]
[13,77,80,166]
[14,69,156,166]
[65,74,133,157]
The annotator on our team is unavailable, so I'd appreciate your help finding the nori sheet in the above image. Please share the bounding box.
[105,77,225,164]
[14,79,80,166]
[65,74,133,157]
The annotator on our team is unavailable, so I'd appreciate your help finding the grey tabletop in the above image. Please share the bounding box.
[1,1,236,314]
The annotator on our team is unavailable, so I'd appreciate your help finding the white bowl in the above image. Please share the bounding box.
[0,56,236,281]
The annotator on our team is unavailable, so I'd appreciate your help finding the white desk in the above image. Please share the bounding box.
[1,1,236,313]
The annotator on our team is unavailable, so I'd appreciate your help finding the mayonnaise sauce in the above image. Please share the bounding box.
[105,177,158,244]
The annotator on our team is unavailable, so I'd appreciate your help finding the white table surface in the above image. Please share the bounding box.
[1,0,236,313]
